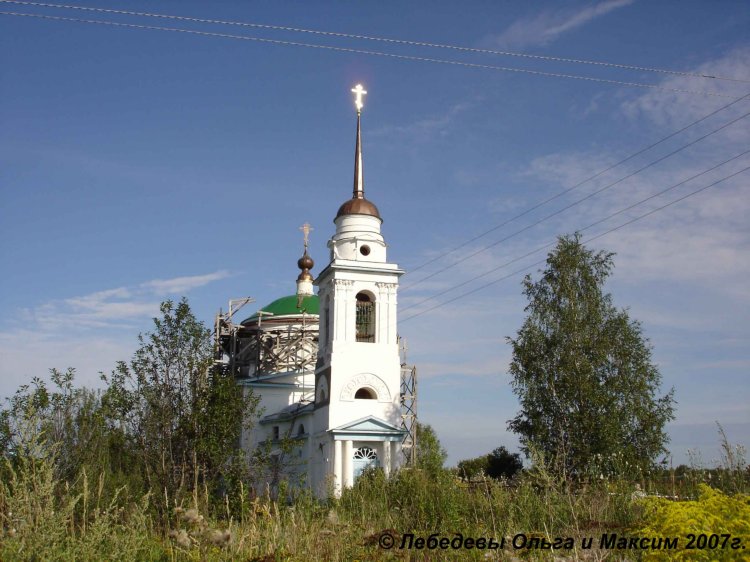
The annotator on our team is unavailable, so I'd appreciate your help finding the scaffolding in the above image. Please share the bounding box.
[214,298,318,380]
[400,338,418,466]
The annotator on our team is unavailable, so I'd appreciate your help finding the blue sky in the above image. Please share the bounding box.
[1,0,748,467]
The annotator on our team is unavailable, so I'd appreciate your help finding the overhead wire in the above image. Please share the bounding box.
[1,0,748,84]
[400,161,750,322]
[3,3,748,323]
[0,10,742,100]
[405,92,750,277]
[400,107,750,292]
[400,148,750,312]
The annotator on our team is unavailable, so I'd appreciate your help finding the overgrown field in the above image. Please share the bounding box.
[1,440,748,561]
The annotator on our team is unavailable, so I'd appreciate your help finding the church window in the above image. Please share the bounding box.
[297,424,305,436]
[353,446,377,460]
[272,426,280,441]
[355,292,375,342]
[353,446,379,480]
[317,374,329,403]
[359,245,371,256]
[354,387,377,400]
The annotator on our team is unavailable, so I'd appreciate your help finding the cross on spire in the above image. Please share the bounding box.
[351,84,367,114]
[299,222,313,250]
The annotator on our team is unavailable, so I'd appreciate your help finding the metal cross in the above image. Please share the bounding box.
[351,84,367,113]
[299,222,313,250]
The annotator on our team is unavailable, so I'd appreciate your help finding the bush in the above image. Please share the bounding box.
[633,484,750,561]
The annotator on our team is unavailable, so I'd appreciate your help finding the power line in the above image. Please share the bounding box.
[2,0,748,84]
[405,92,750,277]
[0,10,741,100]
[401,148,749,312]
[401,149,749,312]
[401,162,750,322]
[400,107,750,293]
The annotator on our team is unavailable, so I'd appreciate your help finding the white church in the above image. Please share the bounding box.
[215,85,415,497]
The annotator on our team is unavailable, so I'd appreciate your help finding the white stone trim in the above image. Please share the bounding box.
[339,372,391,403]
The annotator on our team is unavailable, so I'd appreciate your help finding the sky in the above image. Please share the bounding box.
[1,0,748,467]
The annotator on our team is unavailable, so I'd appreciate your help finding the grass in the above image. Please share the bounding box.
[1,428,746,561]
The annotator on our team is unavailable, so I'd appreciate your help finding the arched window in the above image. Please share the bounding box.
[297,424,305,436]
[354,387,377,400]
[317,374,329,403]
[353,446,377,460]
[356,292,375,342]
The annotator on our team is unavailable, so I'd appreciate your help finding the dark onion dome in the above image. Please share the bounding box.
[298,251,314,271]
[241,294,319,324]
[335,196,381,220]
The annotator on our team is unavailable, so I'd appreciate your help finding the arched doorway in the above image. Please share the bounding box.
[353,446,379,480]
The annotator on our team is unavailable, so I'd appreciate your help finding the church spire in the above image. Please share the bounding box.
[351,84,367,200]
[335,84,381,221]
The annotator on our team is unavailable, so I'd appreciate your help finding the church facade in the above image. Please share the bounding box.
[225,85,409,497]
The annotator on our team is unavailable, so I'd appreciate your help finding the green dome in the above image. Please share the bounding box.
[242,294,319,324]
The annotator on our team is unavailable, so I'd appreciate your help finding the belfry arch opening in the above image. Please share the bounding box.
[355,292,375,342]
[354,387,377,400]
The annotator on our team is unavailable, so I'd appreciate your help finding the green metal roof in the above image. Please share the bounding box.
[242,294,319,324]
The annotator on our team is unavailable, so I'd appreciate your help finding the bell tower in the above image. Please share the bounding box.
[311,85,405,495]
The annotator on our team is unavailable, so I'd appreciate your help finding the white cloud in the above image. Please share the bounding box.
[141,270,231,295]
[0,329,134,399]
[511,49,750,300]
[0,270,232,399]
[486,0,635,50]
[11,269,232,333]
[371,101,473,140]
[620,47,750,130]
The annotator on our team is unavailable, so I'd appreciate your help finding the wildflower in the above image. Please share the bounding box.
[168,529,191,549]
[204,528,231,547]
[181,508,203,526]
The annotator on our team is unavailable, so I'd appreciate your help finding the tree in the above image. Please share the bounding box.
[457,455,489,481]
[507,234,675,479]
[457,447,523,481]
[103,299,258,512]
[414,422,447,477]
[486,446,523,480]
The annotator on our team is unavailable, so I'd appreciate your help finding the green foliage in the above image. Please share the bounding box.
[0,299,260,521]
[486,446,523,480]
[413,422,447,478]
[507,233,675,479]
[101,299,260,515]
[1,423,738,561]
[457,455,489,480]
[0,409,162,561]
[633,484,750,561]
[0,369,139,500]
[457,446,523,481]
